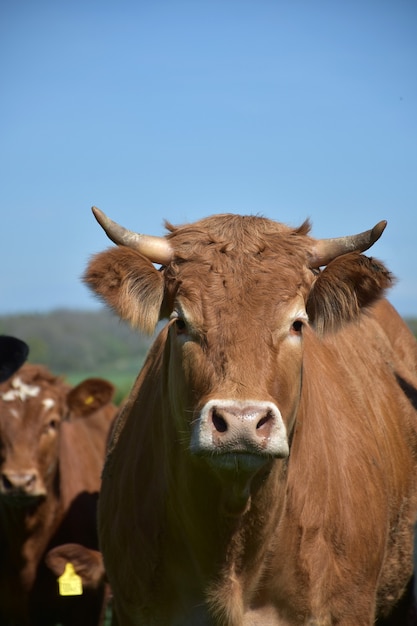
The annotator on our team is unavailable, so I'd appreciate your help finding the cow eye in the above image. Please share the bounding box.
[174,318,187,335]
[44,418,59,434]
[291,319,304,335]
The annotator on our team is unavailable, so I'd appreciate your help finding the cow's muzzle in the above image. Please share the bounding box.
[0,469,46,503]
[190,399,289,469]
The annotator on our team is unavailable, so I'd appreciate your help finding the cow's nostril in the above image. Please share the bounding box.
[1,474,13,491]
[256,412,271,429]
[26,473,36,487]
[212,410,228,433]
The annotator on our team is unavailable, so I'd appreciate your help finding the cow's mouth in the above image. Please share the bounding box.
[205,451,272,474]
[203,453,276,517]
[0,491,46,508]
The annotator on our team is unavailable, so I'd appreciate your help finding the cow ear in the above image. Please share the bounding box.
[83,247,164,334]
[67,378,115,417]
[45,543,105,588]
[306,253,394,335]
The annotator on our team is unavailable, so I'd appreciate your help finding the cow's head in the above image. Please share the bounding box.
[84,208,392,480]
[0,365,114,506]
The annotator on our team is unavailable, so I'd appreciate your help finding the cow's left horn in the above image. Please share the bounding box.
[309,220,387,268]
[91,207,173,265]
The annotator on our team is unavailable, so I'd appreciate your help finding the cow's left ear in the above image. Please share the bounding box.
[306,252,394,335]
[45,543,106,588]
[66,378,115,417]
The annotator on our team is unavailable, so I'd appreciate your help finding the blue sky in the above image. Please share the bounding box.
[1,0,416,317]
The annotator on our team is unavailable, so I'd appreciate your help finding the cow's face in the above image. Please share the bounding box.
[84,211,392,479]
[163,257,313,477]
[0,372,67,504]
[0,370,115,506]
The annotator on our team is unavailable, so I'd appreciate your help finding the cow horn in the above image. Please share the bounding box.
[91,207,173,265]
[310,220,387,268]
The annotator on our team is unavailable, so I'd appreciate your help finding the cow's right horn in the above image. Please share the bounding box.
[91,207,173,265]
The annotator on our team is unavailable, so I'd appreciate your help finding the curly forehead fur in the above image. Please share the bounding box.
[163,214,313,301]
[164,213,312,259]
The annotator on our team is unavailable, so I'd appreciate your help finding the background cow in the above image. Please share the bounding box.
[0,363,117,625]
[84,207,417,626]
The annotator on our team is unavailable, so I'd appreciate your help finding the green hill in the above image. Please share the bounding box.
[0,308,155,404]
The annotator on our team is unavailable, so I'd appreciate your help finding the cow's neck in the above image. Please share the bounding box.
[163,450,288,617]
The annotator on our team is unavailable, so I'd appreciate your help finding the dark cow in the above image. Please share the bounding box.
[0,336,29,382]
[84,207,417,626]
[0,363,117,625]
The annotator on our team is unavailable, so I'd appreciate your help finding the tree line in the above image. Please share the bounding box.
[0,308,155,402]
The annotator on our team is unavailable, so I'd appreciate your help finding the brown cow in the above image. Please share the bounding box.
[84,207,417,626]
[0,363,116,625]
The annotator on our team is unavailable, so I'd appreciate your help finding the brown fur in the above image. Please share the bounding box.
[84,213,417,625]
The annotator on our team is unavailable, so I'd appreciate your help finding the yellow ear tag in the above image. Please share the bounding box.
[84,395,95,405]
[58,562,83,596]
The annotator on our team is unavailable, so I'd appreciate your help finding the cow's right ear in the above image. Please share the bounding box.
[83,247,164,334]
